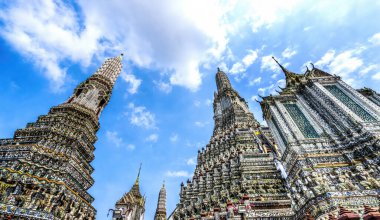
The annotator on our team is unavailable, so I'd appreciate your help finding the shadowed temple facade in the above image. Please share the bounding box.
[0,53,379,219]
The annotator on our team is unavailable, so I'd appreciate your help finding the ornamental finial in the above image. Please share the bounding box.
[272,56,288,74]
[134,163,142,185]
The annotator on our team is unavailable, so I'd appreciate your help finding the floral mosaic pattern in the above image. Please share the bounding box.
[284,103,320,138]
[325,85,375,122]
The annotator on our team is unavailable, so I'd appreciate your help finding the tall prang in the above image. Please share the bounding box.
[154,181,167,220]
[170,69,294,219]
[0,54,123,219]
[112,165,145,220]
[260,58,380,219]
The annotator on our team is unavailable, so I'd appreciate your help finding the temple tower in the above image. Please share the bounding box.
[171,69,293,219]
[0,54,123,219]
[260,58,380,219]
[154,182,167,220]
[112,165,145,220]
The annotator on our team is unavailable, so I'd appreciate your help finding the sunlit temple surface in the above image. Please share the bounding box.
[0,55,124,219]
[0,54,379,219]
[169,60,380,219]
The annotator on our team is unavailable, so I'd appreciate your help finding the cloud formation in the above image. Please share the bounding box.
[127,103,157,129]
[146,133,159,142]
[121,72,142,94]
[230,49,258,75]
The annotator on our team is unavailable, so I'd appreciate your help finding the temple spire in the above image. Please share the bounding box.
[272,56,302,88]
[154,180,167,220]
[272,56,296,79]
[113,163,145,220]
[134,163,142,185]
[215,68,232,92]
[67,54,123,116]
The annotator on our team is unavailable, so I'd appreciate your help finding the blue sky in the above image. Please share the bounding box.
[1,0,380,219]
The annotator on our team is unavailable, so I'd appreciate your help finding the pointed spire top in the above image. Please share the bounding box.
[134,163,142,185]
[272,56,304,88]
[117,53,124,61]
[272,56,293,77]
[215,68,232,92]
[94,54,123,84]
[162,180,165,188]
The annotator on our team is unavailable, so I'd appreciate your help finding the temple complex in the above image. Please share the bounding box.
[1,49,379,220]
[111,166,146,220]
[0,55,123,219]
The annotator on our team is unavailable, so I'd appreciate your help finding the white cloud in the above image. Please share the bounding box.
[106,131,123,147]
[195,121,209,127]
[2,0,371,93]
[230,49,258,75]
[242,50,259,66]
[359,64,377,76]
[315,48,364,85]
[257,79,285,96]
[145,133,159,142]
[303,26,312,31]
[121,72,142,94]
[231,0,301,33]
[218,62,228,72]
[193,100,201,107]
[249,76,262,86]
[165,170,192,178]
[170,133,178,142]
[106,131,135,150]
[282,47,297,59]
[127,103,157,129]
[0,0,231,92]
[230,62,245,74]
[315,50,336,67]
[372,72,380,80]
[0,1,100,91]
[205,99,212,106]
[186,157,196,165]
[126,144,135,150]
[369,32,380,45]
[261,55,279,73]
[154,81,172,94]
[80,0,230,91]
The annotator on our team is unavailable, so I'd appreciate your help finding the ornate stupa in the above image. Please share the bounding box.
[154,181,167,220]
[170,68,293,219]
[0,54,124,219]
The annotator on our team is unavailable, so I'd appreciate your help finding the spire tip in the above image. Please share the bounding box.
[134,163,142,185]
